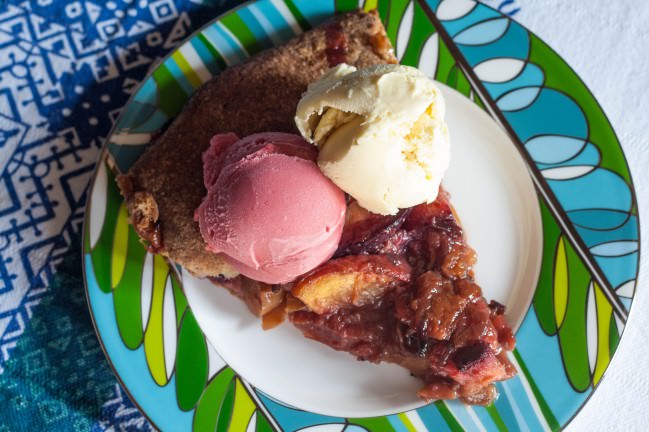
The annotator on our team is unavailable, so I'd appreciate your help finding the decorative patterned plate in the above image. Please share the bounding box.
[83,0,640,430]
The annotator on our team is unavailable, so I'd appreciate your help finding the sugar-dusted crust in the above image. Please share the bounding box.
[118,10,397,278]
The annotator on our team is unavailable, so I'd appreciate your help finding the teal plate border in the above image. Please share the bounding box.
[82,0,640,430]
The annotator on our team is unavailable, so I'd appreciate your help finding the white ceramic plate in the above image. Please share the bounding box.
[183,84,543,418]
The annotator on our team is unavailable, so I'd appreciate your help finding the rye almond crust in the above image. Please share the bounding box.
[117,10,397,278]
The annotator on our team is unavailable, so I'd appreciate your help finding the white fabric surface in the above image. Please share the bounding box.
[515,1,649,430]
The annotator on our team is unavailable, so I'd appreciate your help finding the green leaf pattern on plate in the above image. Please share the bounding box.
[176,310,208,410]
[88,162,271,429]
[533,199,622,390]
[112,212,146,350]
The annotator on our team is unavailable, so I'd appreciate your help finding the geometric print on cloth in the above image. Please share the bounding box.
[0,0,233,430]
[0,0,232,365]
[0,236,153,431]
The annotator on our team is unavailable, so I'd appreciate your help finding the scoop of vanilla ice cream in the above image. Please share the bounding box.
[295,64,450,215]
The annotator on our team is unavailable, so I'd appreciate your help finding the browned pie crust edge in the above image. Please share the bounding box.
[117,10,396,278]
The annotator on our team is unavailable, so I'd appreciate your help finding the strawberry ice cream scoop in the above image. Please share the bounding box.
[196,132,346,284]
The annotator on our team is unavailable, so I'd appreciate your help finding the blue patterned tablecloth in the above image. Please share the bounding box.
[0,1,237,429]
[0,0,520,430]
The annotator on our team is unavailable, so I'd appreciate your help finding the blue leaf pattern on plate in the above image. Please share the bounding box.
[426,0,638,308]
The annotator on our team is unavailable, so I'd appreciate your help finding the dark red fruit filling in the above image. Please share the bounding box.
[288,188,516,405]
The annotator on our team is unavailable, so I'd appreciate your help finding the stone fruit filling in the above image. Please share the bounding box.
[290,191,516,405]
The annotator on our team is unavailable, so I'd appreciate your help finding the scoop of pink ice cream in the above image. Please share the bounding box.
[202,132,317,188]
[202,132,239,188]
[196,132,345,284]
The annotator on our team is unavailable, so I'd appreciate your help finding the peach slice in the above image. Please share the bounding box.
[292,255,411,314]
